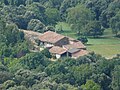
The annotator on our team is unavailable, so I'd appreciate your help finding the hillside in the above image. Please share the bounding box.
[0,0,120,90]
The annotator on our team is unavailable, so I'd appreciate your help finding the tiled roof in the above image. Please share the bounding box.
[39,31,65,44]
[63,41,86,50]
[49,46,67,55]
[68,48,80,53]
[72,50,88,58]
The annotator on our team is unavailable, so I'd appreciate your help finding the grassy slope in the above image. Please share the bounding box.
[56,22,120,58]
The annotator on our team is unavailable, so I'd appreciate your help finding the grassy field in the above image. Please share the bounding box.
[56,22,120,58]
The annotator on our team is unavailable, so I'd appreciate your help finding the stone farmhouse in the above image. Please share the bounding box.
[38,31,88,59]
[22,30,88,59]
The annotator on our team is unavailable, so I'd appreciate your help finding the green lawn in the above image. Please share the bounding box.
[87,44,120,58]
[56,22,78,39]
[56,22,120,58]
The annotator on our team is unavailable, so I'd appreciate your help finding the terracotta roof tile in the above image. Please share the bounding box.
[49,46,67,55]
[72,50,88,58]
[39,31,65,44]
[63,41,86,50]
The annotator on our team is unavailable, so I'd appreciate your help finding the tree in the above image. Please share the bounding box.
[95,58,114,75]
[85,21,103,37]
[48,0,63,8]
[91,73,111,90]
[45,8,60,25]
[67,4,94,35]
[14,69,37,87]
[2,80,15,89]
[27,19,45,32]
[110,11,120,36]
[0,18,6,34]
[20,52,50,69]
[57,84,78,90]
[8,0,26,6]
[81,80,101,90]
[44,63,67,76]
[0,34,6,43]
[8,85,27,90]
[60,0,81,19]
[44,25,55,32]
[41,49,52,58]
[111,65,120,90]
[0,71,13,84]
[70,64,95,85]
[77,36,88,44]
[26,2,45,22]
[104,0,120,27]
[0,20,25,45]
[5,23,24,45]
[0,63,8,72]
[24,11,35,22]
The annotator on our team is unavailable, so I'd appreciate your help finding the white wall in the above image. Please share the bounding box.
[71,56,77,59]
[69,41,74,44]
[56,54,61,59]
[44,43,54,48]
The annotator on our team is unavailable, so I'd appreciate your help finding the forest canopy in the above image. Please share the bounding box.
[0,0,120,90]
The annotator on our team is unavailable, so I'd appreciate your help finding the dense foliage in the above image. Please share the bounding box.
[0,0,120,36]
[0,0,120,90]
[0,50,120,90]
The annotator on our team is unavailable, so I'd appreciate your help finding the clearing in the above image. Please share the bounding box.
[56,22,120,58]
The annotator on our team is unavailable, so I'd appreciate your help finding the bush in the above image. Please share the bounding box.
[41,49,52,58]
[77,36,88,44]
[116,34,120,38]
